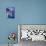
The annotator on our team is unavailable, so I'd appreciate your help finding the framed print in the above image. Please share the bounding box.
[18,24,46,41]
[6,7,15,19]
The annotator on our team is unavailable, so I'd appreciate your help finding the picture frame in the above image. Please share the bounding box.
[6,7,15,19]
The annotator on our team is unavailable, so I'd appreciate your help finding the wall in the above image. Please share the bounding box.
[0,0,46,44]
[16,0,46,24]
[0,0,18,44]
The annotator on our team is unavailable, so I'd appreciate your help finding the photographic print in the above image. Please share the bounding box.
[18,24,46,46]
[6,7,15,19]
